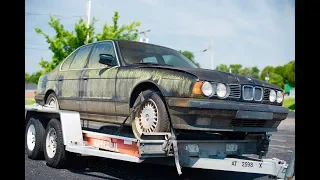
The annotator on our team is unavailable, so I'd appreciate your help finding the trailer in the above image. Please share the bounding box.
[25,104,295,180]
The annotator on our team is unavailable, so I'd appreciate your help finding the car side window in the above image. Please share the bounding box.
[69,45,93,69]
[143,56,158,63]
[87,42,116,68]
[60,50,77,70]
[163,55,184,67]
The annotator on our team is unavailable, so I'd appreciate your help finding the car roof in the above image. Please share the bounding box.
[92,39,178,52]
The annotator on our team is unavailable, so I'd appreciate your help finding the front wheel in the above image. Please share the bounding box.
[132,90,170,138]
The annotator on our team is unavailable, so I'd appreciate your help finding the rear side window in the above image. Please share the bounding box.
[87,42,116,68]
[60,50,77,70]
[69,45,93,69]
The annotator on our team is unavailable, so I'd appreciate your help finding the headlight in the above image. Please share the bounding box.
[276,91,283,103]
[216,83,227,98]
[269,90,276,102]
[201,81,215,97]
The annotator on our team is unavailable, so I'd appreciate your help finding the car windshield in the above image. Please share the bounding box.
[118,41,198,68]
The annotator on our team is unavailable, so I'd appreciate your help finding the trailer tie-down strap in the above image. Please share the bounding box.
[116,92,148,135]
[116,91,182,175]
[169,127,182,175]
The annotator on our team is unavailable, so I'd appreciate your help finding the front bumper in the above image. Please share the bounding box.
[165,97,289,132]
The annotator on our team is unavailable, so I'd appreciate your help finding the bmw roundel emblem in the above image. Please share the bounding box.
[247,77,252,81]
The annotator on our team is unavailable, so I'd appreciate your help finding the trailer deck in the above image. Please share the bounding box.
[25,104,295,180]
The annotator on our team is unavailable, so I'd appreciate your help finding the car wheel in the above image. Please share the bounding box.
[25,117,45,159]
[132,90,170,138]
[44,118,67,168]
[46,92,59,109]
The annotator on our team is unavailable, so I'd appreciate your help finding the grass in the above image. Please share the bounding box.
[25,98,36,105]
[283,97,295,110]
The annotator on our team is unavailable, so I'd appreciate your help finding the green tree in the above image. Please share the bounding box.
[34,11,141,75]
[269,72,284,89]
[251,66,260,79]
[274,65,285,78]
[25,73,31,82]
[25,71,43,84]
[229,64,242,74]
[29,71,44,84]
[260,66,275,81]
[96,11,140,41]
[283,60,295,87]
[35,16,97,73]
[179,50,200,68]
[239,66,260,79]
[239,67,252,76]
[215,64,230,72]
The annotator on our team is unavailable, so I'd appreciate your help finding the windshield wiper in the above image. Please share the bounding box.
[132,62,173,67]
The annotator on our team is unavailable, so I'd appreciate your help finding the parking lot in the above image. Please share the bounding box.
[25,113,295,180]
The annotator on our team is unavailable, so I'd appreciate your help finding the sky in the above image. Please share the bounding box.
[25,0,295,74]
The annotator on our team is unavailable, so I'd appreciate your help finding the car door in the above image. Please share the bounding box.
[57,44,93,111]
[79,41,119,123]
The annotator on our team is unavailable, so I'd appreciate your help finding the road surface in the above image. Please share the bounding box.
[25,114,295,180]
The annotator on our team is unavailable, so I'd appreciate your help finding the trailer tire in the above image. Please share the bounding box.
[44,118,68,168]
[25,117,45,160]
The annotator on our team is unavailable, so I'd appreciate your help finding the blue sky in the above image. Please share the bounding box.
[25,0,295,74]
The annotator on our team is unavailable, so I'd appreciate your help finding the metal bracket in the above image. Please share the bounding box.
[168,127,182,175]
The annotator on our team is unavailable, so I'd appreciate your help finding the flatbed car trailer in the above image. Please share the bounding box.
[25,104,295,180]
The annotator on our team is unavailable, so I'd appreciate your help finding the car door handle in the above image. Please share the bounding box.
[58,78,63,81]
[82,76,88,80]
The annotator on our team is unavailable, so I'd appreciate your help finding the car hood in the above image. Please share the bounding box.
[136,65,281,90]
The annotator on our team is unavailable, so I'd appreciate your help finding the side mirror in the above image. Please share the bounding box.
[99,54,115,66]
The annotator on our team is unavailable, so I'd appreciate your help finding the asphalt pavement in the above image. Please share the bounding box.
[25,114,295,180]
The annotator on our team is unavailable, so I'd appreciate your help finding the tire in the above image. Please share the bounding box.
[25,117,45,160]
[131,89,170,138]
[44,118,67,168]
[46,92,59,109]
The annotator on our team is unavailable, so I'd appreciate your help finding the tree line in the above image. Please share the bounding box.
[215,60,295,88]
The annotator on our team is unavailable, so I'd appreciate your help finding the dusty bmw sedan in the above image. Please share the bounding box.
[35,40,289,138]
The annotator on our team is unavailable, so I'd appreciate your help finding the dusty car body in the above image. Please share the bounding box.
[35,40,289,137]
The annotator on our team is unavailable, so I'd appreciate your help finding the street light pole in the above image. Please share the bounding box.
[85,0,91,45]
[211,36,214,70]
[191,49,208,53]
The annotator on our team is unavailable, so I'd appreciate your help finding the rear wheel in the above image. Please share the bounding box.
[132,90,170,138]
[25,117,45,159]
[46,92,59,109]
[44,118,67,168]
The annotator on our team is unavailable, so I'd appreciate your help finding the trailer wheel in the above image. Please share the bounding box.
[25,117,45,159]
[132,90,170,138]
[44,118,67,168]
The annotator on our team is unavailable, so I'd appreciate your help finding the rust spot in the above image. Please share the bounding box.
[175,99,190,107]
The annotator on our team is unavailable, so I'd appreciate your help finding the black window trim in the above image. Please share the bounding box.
[59,40,121,72]
[85,41,119,70]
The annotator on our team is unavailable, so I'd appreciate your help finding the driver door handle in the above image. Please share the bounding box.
[82,76,88,80]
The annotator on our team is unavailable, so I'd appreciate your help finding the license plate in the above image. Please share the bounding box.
[93,139,117,151]
[226,144,238,152]
[185,144,199,153]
